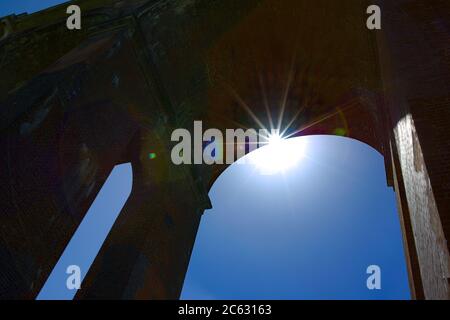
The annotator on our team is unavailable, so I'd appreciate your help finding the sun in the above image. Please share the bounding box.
[246,133,306,175]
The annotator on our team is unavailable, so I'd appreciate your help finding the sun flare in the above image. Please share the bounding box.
[245,134,306,175]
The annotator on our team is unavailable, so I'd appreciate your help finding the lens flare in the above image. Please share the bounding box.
[246,134,306,175]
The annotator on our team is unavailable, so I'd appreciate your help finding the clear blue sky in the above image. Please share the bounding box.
[0,0,67,17]
[2,2,410,300]
[37,164,133,300]
[181,136,410,300]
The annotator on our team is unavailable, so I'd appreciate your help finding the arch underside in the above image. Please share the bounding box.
[0,0,449,299]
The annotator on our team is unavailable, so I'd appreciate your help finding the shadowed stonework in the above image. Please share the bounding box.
[0,0,449,299]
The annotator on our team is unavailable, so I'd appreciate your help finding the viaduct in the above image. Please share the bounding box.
[0,0,449,299]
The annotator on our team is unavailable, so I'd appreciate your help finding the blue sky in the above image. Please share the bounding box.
[181,136,410,300]
[2,1,410,300]
[0,0,67,17]
[37,163,133,300]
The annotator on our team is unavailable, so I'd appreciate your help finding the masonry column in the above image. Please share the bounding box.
[377,0,450,299]
[76,128,211,299]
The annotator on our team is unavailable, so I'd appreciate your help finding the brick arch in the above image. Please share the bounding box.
[204,92,391,190]
[200,0,389,189]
